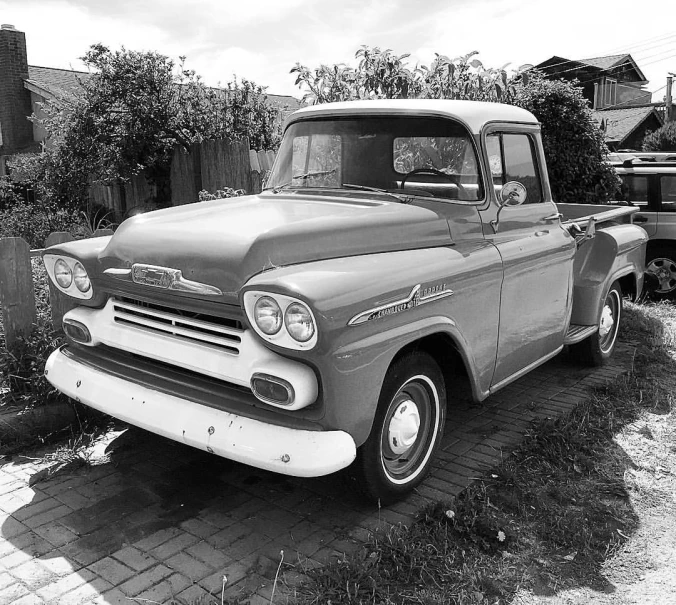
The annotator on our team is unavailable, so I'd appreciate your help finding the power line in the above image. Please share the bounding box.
[535,32,676,74]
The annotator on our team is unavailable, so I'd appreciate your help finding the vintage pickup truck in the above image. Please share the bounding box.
[43,100,648,502]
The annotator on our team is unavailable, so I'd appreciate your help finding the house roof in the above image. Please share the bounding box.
[535,53,647,82]
[578,54,629,70]
[23,65,301,112]
[25,65,89,100]
[592,106,662,144]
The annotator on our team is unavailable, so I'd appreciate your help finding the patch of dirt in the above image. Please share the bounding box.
[512,408,676,605]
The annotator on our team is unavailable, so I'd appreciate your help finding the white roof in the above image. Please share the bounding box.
[288,99,538,134]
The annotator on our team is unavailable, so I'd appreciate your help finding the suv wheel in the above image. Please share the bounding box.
[646,245,676,299]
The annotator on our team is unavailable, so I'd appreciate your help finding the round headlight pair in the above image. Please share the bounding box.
[253,296,315,343]
[53,258,91,293]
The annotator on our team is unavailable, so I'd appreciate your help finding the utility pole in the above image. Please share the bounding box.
[667,74,673,122]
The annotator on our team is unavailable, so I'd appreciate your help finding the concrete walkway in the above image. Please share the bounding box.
[0,344,632,605]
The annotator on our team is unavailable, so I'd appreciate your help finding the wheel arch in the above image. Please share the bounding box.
[389,331,477,405]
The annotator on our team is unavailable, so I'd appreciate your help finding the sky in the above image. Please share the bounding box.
[2,0,675,103]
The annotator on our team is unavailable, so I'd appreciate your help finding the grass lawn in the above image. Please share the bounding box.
[292,301,676,605]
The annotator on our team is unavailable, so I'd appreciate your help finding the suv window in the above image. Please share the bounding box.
[618,175,650,209]
[661,175,676,212]
[487,133,543,204]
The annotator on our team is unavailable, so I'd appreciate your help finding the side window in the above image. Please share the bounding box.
[618,175,650,209]
[502,134,543,204]
[487,133,543,204]
[660,176,676,212]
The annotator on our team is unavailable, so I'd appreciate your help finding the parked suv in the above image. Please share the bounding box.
[610,153,676,299]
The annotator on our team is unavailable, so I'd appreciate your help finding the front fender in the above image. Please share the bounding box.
[243,244,502,446]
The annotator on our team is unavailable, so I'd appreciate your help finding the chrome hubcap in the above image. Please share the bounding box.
[599,304,614,339]
[647,257,676,293]
[388,399,420,455]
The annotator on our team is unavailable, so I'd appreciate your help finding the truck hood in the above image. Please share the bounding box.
[98,191,452,301]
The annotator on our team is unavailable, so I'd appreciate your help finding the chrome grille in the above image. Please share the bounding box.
[111,298,244,355]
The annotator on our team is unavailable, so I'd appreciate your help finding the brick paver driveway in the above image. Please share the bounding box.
[0,344,632,604]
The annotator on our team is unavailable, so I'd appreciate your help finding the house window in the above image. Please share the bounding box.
[603,78,617,108]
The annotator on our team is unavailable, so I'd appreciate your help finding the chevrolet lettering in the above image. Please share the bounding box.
[43,100,648,502]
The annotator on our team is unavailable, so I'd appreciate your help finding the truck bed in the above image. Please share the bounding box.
[557,203,638,226]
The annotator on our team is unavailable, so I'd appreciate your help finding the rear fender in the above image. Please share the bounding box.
[571,224,647,325]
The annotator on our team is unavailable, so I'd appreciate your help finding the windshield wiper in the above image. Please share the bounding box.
[341,183,412,204]
[266,169,338,194]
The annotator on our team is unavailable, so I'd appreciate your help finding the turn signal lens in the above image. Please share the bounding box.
[254,296,283,335]
[54,259,73,288]
[284,302,315,342]
[72,262,91,293]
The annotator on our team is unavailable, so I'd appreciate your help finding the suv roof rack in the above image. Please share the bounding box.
[608,153,676,167]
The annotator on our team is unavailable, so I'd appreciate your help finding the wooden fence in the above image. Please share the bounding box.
[0,230,113,352]
[89,138,276,217]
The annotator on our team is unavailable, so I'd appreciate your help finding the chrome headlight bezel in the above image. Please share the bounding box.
[44,254,94,300]
[243,291,318,350]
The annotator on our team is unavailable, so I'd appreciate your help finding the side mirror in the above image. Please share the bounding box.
[491,181,527,233]
[500,181,528,206]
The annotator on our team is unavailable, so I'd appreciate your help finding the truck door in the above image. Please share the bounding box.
[480,127,576,389]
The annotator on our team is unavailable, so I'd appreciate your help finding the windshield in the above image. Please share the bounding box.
[266,116,484,202]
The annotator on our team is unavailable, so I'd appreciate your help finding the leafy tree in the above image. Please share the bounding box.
[642,121,676,151]
[292,47,620,203]
[23,45,282,210]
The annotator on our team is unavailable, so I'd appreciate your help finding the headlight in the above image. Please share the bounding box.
[73,262,91,293]
[243,291,318,350]
[254,296,283,335]
[43,254,94,300]
[54,259,73,288]
[284,302,315,342]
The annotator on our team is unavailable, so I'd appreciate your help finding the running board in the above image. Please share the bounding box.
[564,324,597,345]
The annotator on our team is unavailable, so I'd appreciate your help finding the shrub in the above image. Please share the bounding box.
[642,121,676,152]
[512,72,620,203]
[0,260,65,409]
[197,187,246,201]
[0,199,87,249]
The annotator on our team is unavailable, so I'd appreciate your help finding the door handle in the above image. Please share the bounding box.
[535,230,549,237]
[544,212,563,221]
[633,215,648,224]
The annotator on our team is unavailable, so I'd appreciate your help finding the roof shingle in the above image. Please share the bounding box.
[592,106,659,143]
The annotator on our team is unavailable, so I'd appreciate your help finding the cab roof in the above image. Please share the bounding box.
[288,99,539,134]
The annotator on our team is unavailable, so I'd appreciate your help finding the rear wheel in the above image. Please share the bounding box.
[572,282,622,366]
[645,245,676,300]
[353,352,446,504]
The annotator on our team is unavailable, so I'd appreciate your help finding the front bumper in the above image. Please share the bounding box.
[45,347,356,477]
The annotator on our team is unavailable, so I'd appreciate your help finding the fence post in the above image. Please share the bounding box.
[249,170,262,194]
[44,232,75,332]
[0,237,36,351]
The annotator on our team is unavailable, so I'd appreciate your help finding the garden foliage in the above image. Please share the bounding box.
[642,120,676,151]
[292,47,620,203]
[13,45,282,212]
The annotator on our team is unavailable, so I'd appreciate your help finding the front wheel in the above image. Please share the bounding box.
[353,352,446,504]
[572,282,622,366]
